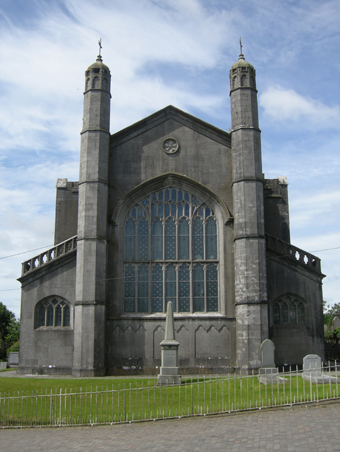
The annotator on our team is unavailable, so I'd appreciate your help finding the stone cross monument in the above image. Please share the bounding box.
[157,301,181,385]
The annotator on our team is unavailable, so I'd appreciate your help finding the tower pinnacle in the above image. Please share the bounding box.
[239,37,244,60]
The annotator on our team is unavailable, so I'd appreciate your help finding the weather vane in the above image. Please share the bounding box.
[98,38,102,56]
[239,37,243,55]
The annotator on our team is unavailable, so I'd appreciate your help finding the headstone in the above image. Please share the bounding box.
[302,354,338,384]
[258,339,285,385]
[7,352,19,367]
[333,316,340,330]
[157,301,181,385]
[0,362,7,370]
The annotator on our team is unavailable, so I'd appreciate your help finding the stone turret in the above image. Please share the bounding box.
[73,50,111,376]
[229,44,268,373]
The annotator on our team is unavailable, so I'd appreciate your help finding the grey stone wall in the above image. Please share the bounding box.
[106,317,236,374]
[54,180,78,245]
[267,256,325,365]
[18,255,76,374]
[263,177,290,242]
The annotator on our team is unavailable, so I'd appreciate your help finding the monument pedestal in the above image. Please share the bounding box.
[157,301,181,385]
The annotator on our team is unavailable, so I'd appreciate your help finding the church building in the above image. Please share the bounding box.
[18,48,325,376]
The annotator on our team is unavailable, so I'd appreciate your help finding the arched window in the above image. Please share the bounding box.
[272,296,305,326]
[123,187,219,313]
[36,297,71,328]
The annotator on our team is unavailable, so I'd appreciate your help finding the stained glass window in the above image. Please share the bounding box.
[152,264,163,312]
[123,187,219,313]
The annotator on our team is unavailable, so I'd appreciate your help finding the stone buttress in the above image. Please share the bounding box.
[229,50,268,373]
[73,54,111,376]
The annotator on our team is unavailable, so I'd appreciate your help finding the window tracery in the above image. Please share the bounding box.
[273,296,305,325]
[36,297,71,328]
[123,187,219,313]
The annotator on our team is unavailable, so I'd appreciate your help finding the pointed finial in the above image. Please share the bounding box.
[238,37,245,60]
[96,38,103,62]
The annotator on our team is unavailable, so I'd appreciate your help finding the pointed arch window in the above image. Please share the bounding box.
[272,297,305,326]
[123,187,219,313]
[35,297,72,328]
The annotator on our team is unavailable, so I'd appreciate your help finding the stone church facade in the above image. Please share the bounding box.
[18,50,325,376]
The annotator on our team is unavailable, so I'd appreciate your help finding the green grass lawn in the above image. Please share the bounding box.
[0,374,339,427]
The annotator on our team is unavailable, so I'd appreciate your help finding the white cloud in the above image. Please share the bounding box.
[259,86,340,129]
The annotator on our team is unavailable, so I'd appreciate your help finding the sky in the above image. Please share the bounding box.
[0,0,339,318]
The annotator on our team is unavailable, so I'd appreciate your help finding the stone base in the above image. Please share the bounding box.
[259,367,277,375]
[157,374,182,385]
[302,373,339,384]
[258,367,287,385]
[259,375,287,385]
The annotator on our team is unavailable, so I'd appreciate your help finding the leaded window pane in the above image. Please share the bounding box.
[289,302,297,324]
[158,203,163,217]
[165,218,176,260]
[281,302,288,325]
[138,265,149,312]
[193,264,204,311]
[178,190,183,202]
[166,264,176,311]
[178,218,189,260]
[55,305,62,326]
[124,218,136,261]
[138,218,149,260]
[152,218,163,260]
[273,303,280,325]
[206,217,217,259]
[47,305,54,326]
[38,305,45,327]
[193,217,203,260]
[64,305,70,327]
[298,302,305,324]
[124,264,135,312]
[206,264,218,311]
[178,264,190,312]
[152,264,163,312]
[152,203,157,217]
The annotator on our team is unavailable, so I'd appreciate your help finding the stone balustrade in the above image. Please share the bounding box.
[21,236,77,276]
[265,234,321,273]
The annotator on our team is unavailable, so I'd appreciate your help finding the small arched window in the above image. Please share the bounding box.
[36,297,72,328]
[272,296,305,326]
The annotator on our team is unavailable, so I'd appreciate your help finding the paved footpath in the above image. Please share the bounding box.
[1,401,340,452]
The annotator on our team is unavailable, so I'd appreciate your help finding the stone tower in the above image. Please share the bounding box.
[229,46,268,373]
[73,52,111,376]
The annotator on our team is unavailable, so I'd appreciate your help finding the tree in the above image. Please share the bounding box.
[0,302,20,360]
[323,301,340,343]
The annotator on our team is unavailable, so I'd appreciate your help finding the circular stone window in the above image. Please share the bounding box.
[162,137,179,154]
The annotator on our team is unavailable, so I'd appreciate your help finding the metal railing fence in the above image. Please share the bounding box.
[1,363,339,428]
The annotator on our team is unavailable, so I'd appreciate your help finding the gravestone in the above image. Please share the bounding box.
[302,354,338,384]
[7,352,19,367]
[157,301,181,385]
[258,339,285,385]
[0,362,7,369]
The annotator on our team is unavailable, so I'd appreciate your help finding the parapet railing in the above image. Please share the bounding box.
[265,234,321,273]
[21,236,77,276]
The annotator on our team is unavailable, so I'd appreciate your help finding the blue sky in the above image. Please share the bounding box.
[0,0,339,317]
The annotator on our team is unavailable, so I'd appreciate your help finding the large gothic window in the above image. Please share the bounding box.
[123,187,218,313]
